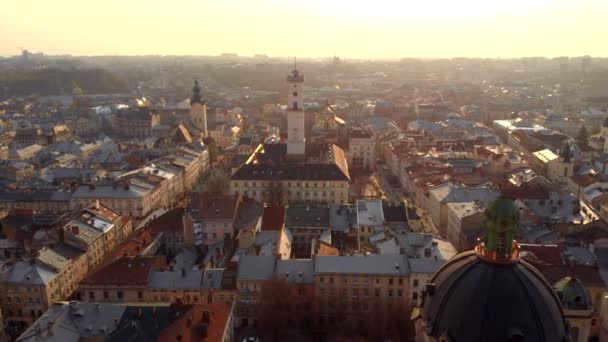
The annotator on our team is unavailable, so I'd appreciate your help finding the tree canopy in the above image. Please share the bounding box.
[0,68,127,97]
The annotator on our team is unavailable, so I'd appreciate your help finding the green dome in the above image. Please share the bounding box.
[554,277,592,310]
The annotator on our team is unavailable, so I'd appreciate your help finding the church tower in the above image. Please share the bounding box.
[189,80,208,137]
[286,66,306,158]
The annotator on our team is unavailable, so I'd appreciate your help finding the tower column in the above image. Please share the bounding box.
[286,68,305,159]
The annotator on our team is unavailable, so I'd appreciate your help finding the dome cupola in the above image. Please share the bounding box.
[417,198,572,341]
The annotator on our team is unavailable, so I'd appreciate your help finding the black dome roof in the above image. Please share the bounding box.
[421,250,571,342]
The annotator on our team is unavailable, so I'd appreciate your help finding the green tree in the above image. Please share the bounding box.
[202,173,228,195]
[256,279,292,341]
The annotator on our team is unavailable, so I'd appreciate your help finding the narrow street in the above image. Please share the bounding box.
[372,168,440,236]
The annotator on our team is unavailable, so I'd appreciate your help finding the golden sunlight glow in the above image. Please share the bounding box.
[2,0,606,58]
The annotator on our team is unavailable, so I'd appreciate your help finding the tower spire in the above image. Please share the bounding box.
[476,197,519,262]
[191,80,203,105]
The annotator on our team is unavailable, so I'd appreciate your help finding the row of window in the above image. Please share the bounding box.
[202,232,231,241]
[235,182,346,189]
[319,276,404,286]
[242,190,343,198]
[4,309,43,319]
[198,222,230,228]
[2,296,41,305]
[3,286,43,294]
[319,287,404,298]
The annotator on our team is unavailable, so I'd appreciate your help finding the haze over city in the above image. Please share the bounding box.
[3,0,608,58]
[3,1,608,342]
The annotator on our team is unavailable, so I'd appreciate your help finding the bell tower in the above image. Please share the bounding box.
[286,63,306,159]
[189,80,208,137]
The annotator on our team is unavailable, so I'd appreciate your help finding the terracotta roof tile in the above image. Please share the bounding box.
[189,195,239,221]
[157,302,232,342]
[81,256,162,286]
[519,244,563,265]
[97,227,159,269]
[570,174,598,188]
[147,208,186,234]
[261,205,286,230]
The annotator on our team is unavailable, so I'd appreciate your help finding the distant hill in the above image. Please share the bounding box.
[0,68,128,97]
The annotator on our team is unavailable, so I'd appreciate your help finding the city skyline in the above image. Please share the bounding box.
[3,0,608,58]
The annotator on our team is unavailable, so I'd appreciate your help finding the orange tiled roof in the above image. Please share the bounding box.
[157,302,232,342]
[261,205,286,231]
[81,256,163,286]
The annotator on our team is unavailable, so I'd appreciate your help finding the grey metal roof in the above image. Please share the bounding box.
[72,184,149,199]
[16,302,178,342]
[148,270,203,290]
[0,189,72,202]
[314,254,409,276]
[275,259,314,284]
[429,183,500,204]
[329,204,356,233]
[356,199,384,226]
[171,248,198,271]
[201,269,225,289]
[40,168,106,183]
[2,260,57,286]
[285,205,330,228]
[236,255,276,281]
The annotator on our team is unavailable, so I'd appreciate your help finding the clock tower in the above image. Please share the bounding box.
[286,67,306,159]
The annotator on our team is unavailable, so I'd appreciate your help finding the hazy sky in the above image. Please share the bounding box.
[2,0,607,58]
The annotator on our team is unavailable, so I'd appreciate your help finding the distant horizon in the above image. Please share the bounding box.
[0,53,602,60]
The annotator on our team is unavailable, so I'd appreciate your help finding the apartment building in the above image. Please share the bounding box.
[314,254,410,323]
[348,124,375,170]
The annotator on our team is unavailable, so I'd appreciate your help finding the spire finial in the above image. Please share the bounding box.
[294,55,297,71]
